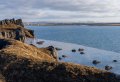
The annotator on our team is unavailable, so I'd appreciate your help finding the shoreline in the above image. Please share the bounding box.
[25,38,120,75]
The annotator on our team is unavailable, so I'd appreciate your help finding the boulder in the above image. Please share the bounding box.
[71,49,76,52]
[92,60,101,65]
[47,46,58,60]
[113,60,117,62]
[105,65,112,70]
[78,48,84,51]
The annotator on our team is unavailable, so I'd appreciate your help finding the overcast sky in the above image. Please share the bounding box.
[0,0,120,22]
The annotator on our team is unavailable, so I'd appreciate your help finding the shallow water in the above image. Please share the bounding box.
[27,25,120,53]
[26,38,120,74]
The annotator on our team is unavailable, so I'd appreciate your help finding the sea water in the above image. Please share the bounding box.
[27,25,120,53]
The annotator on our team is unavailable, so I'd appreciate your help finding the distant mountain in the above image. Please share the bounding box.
[24,22,120,26]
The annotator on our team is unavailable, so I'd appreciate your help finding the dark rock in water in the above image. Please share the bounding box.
[78,48,84,51]
[92,60,101,65]
[47,46,58,60]
[62,55,67,58]
[105,65,112,70]
[71,49,76,52]
[113,60,117,62]
[55,47,62,51]
[36,41,44,45]
[59,57,62,60]
[80,52,85,54]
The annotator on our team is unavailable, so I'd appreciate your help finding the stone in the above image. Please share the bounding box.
[47,46,58,60]
[80,52,85,54]
[105,65,112,70]
[78,48,84,51]
[92,60,101,65]
[55,47,62,51]
[71,49,76,52]
[0,19,34,42]
[113,60,117,62]
[36,41,44,45]
[59,57,62,60]
[62,55,67,58]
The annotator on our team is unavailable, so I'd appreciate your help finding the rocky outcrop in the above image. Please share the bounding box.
[0,39,119,82]
[0,18,24,27]
[0,19,34,42]
[47,46,58,60]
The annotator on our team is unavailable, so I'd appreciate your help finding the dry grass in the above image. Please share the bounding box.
[0,39,119,82]
[0,39,56,62]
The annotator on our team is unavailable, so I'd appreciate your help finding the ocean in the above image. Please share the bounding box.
[27,25,120,53]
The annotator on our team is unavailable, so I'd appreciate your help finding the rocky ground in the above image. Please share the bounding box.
[0,19,120,82]
[0,18,34,42]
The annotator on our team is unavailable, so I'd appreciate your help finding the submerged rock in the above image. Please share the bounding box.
[80,52,85,54]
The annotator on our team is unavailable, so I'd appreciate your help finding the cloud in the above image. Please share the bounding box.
[0,0,120,22]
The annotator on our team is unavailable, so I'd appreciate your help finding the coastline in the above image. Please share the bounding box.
[0,18,119,81]
[26,38,120,75]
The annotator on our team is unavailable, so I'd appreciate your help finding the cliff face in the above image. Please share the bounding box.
[0,19,34,42]
[0,39,119,82]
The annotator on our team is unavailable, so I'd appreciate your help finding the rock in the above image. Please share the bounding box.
[113,60,117,62]
[55,47,62,51]
[105,65,112,70]
[0,18,34,42]
[71,49,76,52]
[47,46,58,60]
[78,48,84,51]
[59,57,62,60]
[80,52,85,54]
[92,60,101,65]
[62,55,67,58]
[36,41,44,45]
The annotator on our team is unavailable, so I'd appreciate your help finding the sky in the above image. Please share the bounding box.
[0,0,120,22]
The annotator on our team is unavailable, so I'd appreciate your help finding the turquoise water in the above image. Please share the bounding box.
[27,25,120,53]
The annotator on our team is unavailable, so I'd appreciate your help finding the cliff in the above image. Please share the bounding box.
[0,39,119,82]
[0,19,34,42]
